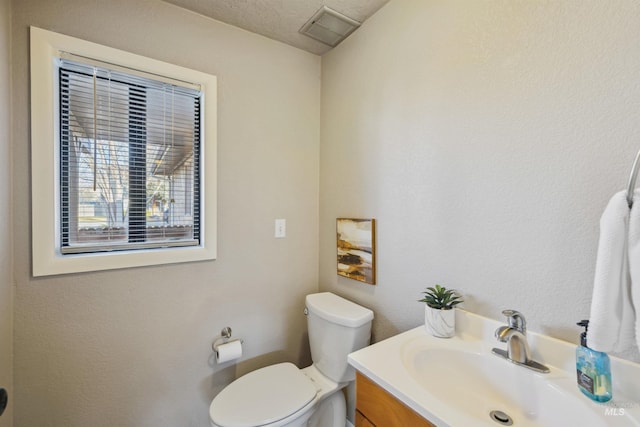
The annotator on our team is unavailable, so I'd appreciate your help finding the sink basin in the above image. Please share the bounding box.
[402,344,631,426]
[348,310,640,427]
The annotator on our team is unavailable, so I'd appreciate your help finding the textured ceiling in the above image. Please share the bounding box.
[161,0,390,55]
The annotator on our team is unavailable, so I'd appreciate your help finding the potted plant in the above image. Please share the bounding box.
[419,284,463,338]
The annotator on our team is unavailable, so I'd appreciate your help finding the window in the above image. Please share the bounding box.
[31,27,217,276]
[59,56,202,253]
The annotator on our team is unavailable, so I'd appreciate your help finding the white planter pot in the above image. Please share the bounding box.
[424,306,456,338]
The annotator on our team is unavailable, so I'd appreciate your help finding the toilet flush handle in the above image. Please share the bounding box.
[304,307,309,315]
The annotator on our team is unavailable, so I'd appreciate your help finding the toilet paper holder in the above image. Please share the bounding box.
[212,326,243,352]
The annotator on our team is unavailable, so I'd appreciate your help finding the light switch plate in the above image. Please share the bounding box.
[275,219,286,238]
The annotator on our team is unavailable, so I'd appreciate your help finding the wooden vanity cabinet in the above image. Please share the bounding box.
[355,372,435,427]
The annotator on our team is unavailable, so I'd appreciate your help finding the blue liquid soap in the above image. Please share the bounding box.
[576,320,612,402]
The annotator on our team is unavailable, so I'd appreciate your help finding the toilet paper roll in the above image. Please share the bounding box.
[216,340,243,363]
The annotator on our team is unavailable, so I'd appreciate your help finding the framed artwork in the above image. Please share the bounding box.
[337,218,376,285]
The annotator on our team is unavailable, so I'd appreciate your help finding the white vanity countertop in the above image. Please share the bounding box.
[348,309,640,427]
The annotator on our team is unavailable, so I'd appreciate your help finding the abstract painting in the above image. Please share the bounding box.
[337,218,376,285]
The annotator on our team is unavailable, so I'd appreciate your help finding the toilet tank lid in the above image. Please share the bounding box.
[305,292,373,327]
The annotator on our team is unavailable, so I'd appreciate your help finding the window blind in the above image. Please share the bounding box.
[59,58,202,254]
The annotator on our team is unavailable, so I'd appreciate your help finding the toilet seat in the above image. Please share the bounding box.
[210,362,318,427]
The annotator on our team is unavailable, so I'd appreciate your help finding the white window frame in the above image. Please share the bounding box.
[30,27,217,276]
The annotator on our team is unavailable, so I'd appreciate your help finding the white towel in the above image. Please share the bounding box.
[629,189,640,360]
[587,191,639,360]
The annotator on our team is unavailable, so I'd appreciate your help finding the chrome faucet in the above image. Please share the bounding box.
[495,310,529,363]
[492,310,549,373]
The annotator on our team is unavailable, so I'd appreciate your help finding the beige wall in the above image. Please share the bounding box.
[320,0,640,344]
[0,0,12,425]
[12,1,320,426]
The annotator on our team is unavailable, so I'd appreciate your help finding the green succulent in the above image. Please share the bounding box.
[419,284,463,310]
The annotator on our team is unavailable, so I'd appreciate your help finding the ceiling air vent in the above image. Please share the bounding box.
[299,6,361,47]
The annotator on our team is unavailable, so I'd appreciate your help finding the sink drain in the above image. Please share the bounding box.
[490,410,513,425]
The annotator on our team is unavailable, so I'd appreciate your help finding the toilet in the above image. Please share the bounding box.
[209,292,374,427]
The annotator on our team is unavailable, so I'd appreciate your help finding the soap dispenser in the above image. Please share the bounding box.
[576,320,612,402]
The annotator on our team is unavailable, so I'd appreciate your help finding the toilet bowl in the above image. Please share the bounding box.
[209,293,374,427]
[209,363,343,427]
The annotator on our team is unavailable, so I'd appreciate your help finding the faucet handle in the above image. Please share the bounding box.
[501,309,526,334]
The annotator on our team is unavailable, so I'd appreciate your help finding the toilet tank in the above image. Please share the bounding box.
[305,292,374,383]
